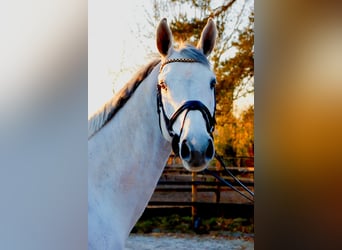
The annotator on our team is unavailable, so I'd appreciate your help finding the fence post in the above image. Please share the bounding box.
[215,160,221,203]
[191,172,197,219]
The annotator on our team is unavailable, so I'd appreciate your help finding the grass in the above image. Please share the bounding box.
[132,214,254,235]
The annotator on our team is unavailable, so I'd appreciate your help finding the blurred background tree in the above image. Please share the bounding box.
[142,0,254,160]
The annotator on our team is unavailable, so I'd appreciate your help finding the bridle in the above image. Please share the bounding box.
[157,58,216,155]
[156,58,254,203]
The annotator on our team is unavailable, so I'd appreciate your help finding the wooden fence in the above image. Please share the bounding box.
[148,155,254,213]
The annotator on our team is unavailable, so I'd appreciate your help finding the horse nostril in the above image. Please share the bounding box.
[180,140,190,160]
[205,140,214,159]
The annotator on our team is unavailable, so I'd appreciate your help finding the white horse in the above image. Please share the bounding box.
[88,18,217,249]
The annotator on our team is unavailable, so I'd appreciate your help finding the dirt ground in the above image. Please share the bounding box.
[125,233,254,250]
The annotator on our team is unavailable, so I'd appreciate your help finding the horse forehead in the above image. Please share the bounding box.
[167,63,213,82]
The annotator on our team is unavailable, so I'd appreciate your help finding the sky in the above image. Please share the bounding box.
[88,0,151,116]
[88,0,254,117]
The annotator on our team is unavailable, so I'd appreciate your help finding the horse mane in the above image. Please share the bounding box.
[88,45,210,139]
[88,58,161,138]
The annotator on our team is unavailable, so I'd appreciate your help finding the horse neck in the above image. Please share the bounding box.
[88,64,171,247]
[116,65,171,162]
[114,66,172,224]
[91,63,172,187]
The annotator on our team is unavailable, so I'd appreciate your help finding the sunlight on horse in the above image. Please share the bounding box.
[88,18,217,249]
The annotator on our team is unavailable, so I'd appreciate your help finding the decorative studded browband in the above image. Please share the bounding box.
[159,58,198,73]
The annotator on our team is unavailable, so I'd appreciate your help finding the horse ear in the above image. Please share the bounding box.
[197,18,217,56]
[156,18,173,57]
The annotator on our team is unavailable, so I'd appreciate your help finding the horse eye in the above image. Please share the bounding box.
[210,79,216,89]
[158,81,167,90]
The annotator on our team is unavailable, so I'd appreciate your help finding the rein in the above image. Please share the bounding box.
[204,153,254,203]
[157,58,216,155]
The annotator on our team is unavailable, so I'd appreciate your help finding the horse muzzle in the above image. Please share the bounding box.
[174,135,214,172]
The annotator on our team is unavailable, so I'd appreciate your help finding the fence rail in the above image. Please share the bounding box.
[148,155,254,210]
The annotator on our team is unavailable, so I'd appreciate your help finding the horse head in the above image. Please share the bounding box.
[156,18,217,172]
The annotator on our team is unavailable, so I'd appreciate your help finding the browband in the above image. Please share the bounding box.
[159,58,198,72]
